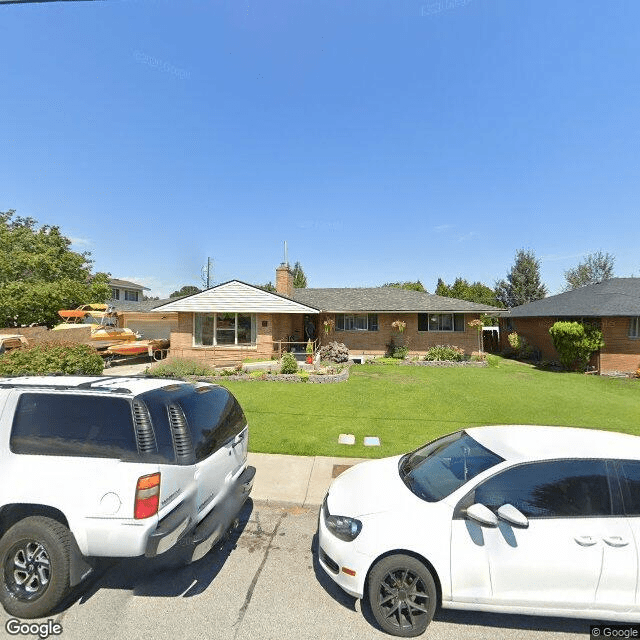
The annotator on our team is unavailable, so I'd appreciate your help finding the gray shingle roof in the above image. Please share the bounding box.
[111,299,174,312]
[109,278,150,291]
[292,287,500,313]
[509,278,640,317]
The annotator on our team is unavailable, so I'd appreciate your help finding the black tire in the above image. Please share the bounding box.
[368,554,437,637]
[0,516,71,619]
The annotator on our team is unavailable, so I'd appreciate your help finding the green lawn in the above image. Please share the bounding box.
[218,357,640,459]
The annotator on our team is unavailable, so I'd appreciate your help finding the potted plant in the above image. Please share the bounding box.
[306,340,314,364]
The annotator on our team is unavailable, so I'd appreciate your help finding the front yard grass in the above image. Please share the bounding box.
[218,357,640,459]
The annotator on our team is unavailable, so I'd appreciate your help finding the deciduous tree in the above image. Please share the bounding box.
[0,210,111,327]
[563,251,615,290]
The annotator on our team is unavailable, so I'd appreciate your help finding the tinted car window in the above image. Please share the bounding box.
[618,460,640,516]
[141,385,247,464]
[473,459,612,518]
[11,393,137,459]
[399,431,504,502]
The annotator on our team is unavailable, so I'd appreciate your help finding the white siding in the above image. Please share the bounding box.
[152,281,319,314]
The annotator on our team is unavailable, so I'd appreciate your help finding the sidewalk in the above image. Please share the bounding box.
[247,452,367,508]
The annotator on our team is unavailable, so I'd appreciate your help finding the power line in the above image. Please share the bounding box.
[0,0,103,5]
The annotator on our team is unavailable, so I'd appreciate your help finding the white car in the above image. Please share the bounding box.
[317,425,640,636]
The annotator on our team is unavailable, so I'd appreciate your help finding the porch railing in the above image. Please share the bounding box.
[273,337,320,360]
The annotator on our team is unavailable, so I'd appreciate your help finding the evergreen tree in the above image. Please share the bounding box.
[495,249,547,308]
[292,261,308,288]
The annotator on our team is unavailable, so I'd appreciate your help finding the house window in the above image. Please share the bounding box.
[335,314,378,332]
[418,313,465,332]
[630,317,640,339]
[124,290,139,302]
[194,313,256,346]
[111,288,120,300]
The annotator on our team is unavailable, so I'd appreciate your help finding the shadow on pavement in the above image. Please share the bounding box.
[61,500,254,609]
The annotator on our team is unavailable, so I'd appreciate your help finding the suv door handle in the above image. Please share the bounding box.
[574,535,597,547]
[603,536,629,548]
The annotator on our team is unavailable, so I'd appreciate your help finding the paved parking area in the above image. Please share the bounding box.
[1,503,593,640]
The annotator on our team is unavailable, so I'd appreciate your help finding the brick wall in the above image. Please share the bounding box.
[601,317,640,374]
[322,313,483,356]
[169,312,278,366]
[500,316,640,374]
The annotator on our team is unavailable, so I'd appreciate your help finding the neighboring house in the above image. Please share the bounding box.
[152,263,500,366]
[108,279,150,303]
[110,298,178,340]
[500,278,640,375]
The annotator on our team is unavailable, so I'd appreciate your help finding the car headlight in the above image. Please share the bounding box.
[323,496,362,541]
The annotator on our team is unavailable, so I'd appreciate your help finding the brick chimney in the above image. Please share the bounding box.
[276,263,294,297]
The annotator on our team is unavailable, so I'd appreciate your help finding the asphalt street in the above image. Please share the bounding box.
[1,502,595,640]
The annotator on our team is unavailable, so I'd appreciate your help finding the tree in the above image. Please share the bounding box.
[170,285,201,298]
[495,249,547,308]
[563,251,615,290]
[435,277,500,307]
[382,281,427,292]
[256,282,276,293]
[0,210,111,328]
[292,261,308,288]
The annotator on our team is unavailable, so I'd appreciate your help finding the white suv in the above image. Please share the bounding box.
[0,375,255,619]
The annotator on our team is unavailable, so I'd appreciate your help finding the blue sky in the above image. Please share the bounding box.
[2,0,639,298]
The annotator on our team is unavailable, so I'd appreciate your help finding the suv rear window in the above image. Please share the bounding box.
[11,393,137,459]
[140,385,247,464]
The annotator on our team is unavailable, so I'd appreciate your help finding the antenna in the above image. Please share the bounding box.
[284,241,288,266]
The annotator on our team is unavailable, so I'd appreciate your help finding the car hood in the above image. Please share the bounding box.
[326,455,414,518]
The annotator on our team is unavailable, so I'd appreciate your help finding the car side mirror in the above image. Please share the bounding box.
[496,504,529,528]
[466,503,498,527]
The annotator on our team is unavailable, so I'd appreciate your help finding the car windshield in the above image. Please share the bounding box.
[399,431,504,502]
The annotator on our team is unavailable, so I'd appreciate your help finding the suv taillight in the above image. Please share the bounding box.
[134,472,160,519]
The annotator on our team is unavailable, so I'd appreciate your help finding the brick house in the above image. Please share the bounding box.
[500,278,640,375]
[152,263,499,366]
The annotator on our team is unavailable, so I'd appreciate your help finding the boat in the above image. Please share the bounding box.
[52,304,139,346]
[103,339,169,357]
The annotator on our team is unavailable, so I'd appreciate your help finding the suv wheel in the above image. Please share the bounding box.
[368,554,437,637]
[0,516,71,619]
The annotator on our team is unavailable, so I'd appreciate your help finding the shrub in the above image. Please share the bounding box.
[424,345,466,362]
[549,321,604,371]
[318,341,349,363]
[0,342,104,376]
[505,332,535,359]
[280,351,298,374]
[385,338,408,360]
[148,358,217,378]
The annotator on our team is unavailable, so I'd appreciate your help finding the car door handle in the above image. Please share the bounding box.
[575,535,598,547]
[603,536,629,548]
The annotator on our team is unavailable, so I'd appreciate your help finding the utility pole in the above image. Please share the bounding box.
[201,257,214,289]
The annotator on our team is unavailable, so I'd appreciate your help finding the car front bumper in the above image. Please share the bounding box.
[317,495,371,599]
